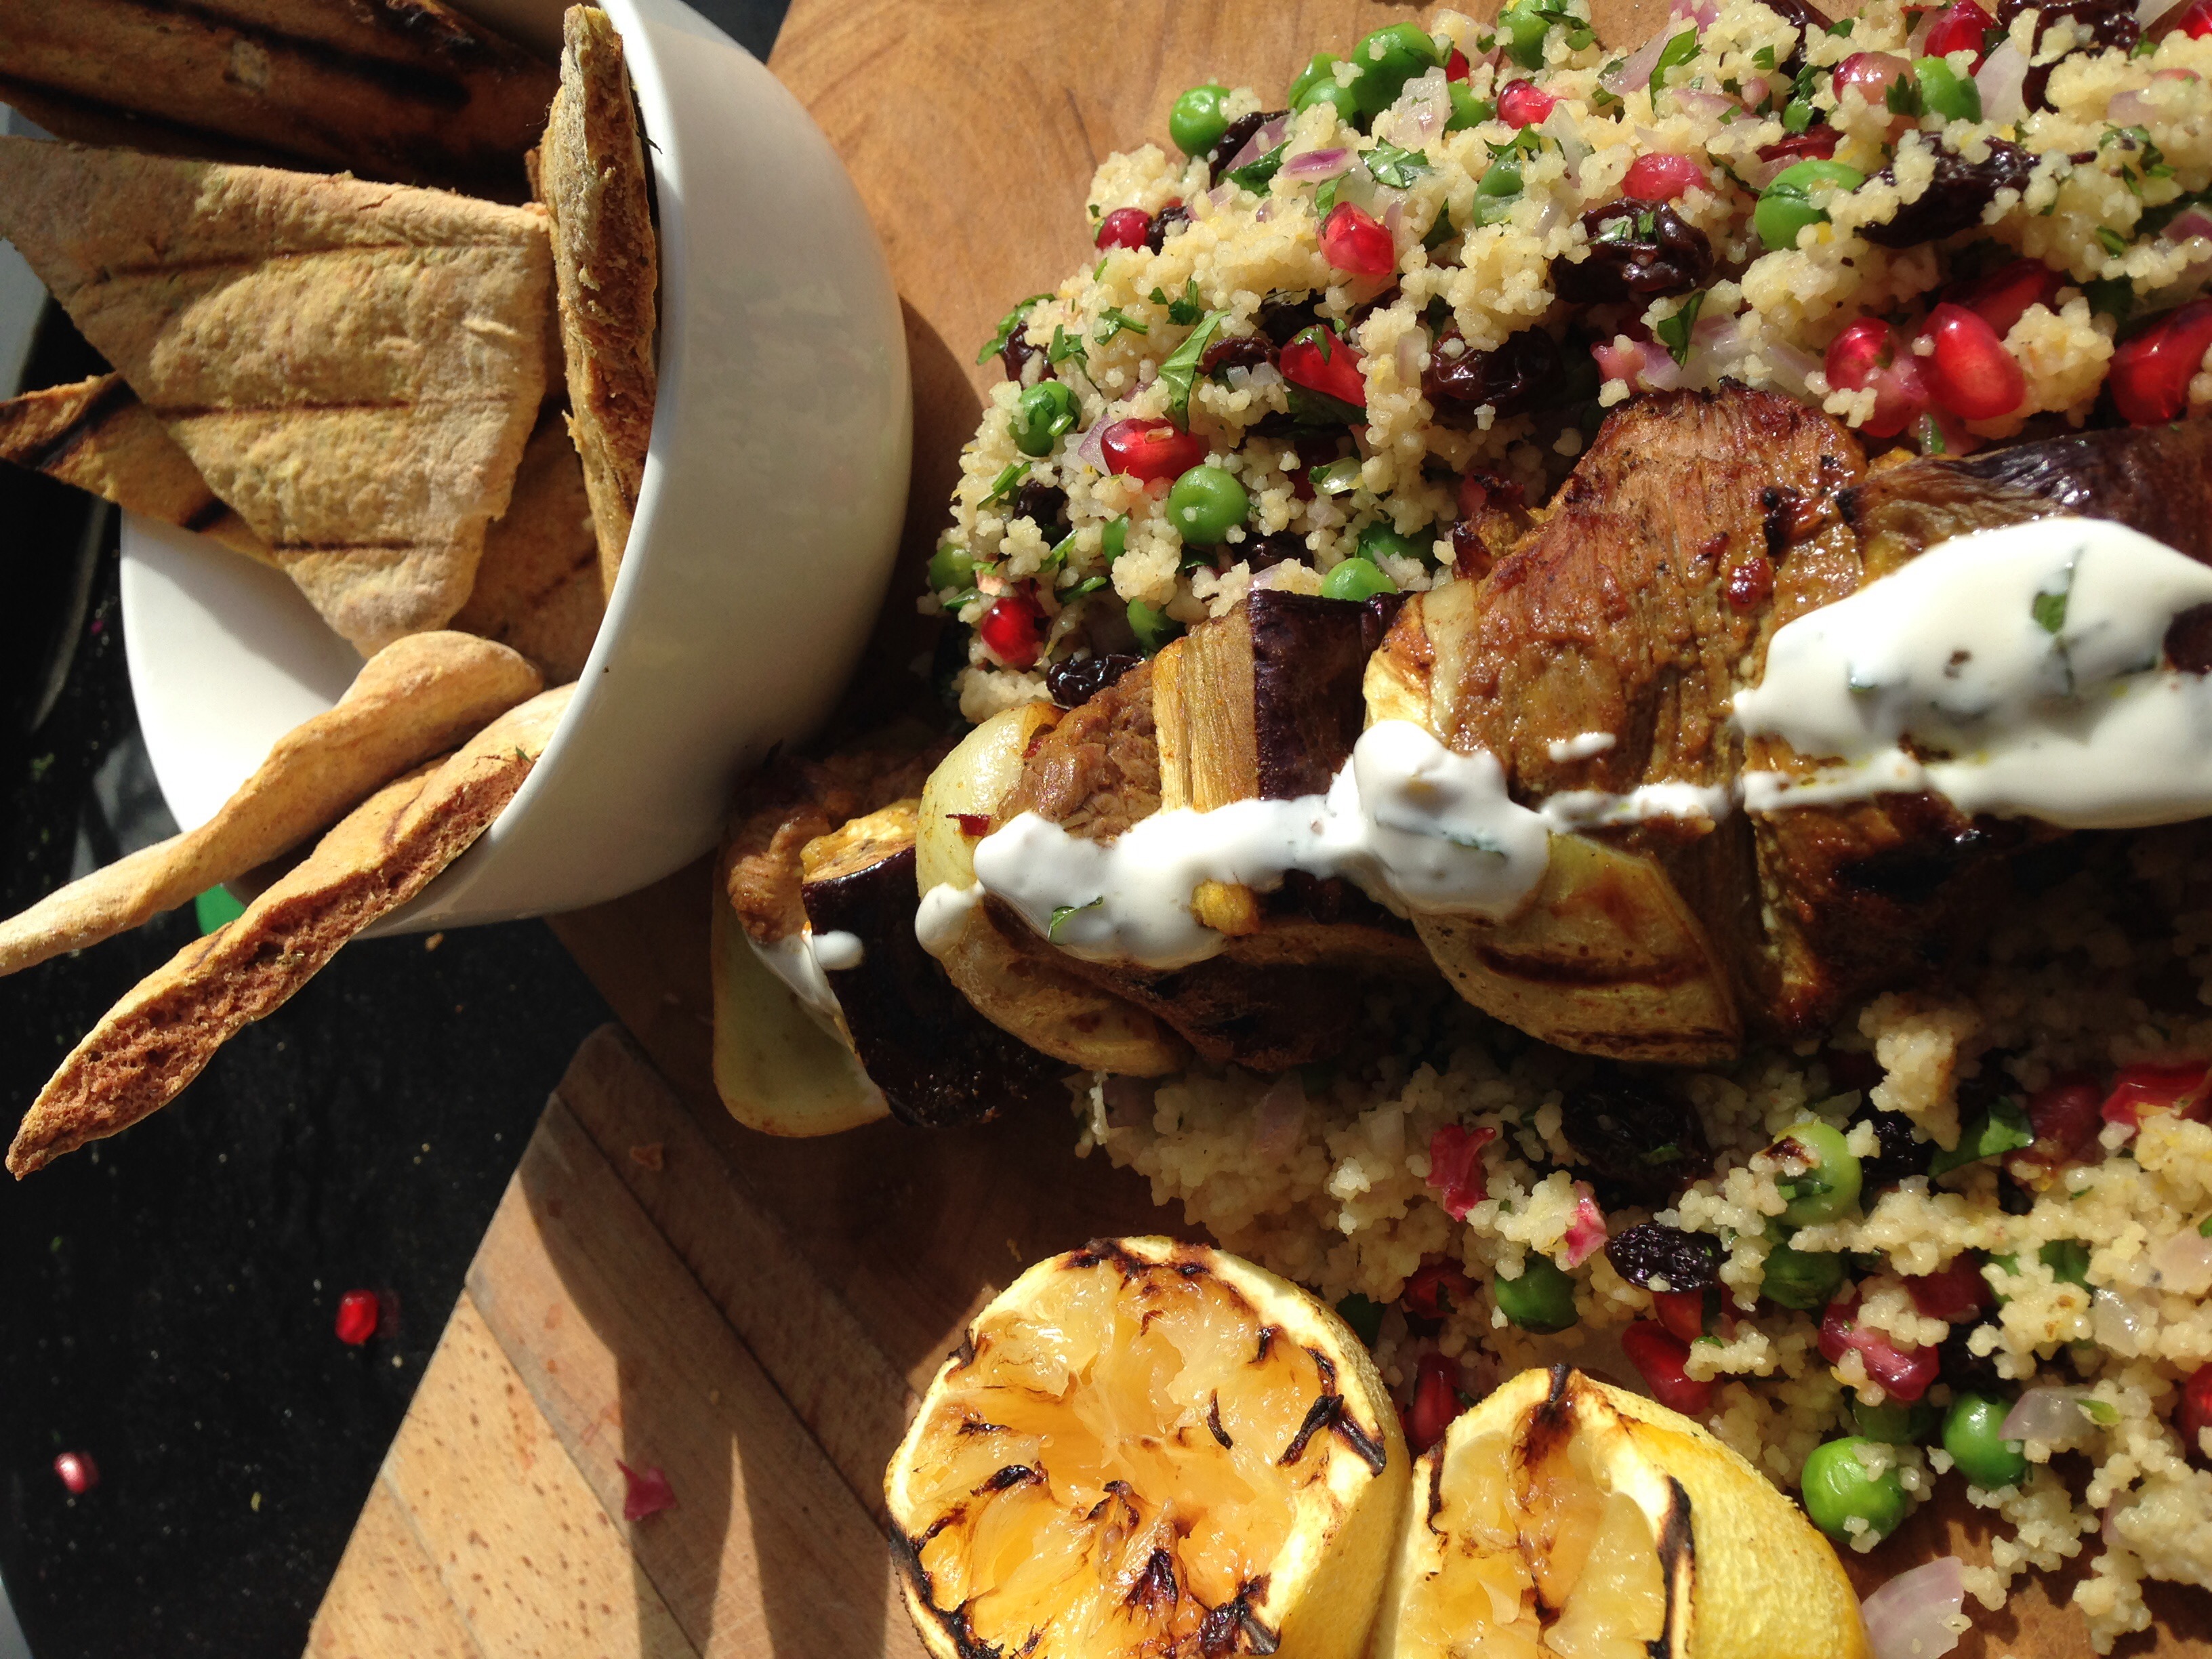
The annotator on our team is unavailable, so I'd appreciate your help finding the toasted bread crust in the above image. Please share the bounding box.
[539,6,657,592]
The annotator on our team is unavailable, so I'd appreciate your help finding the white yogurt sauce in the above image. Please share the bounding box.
[750,928,861,1031]
[1735,518,2212,828]
[1547,730,1618,762]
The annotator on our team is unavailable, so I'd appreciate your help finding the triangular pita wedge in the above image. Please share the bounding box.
[451,406,605,683]
[0,373,271,565]
[539,7,657,592]
[0,138,554,653]
[0,0,558,200]
[0,632,541,979]
[7,683,575,1176]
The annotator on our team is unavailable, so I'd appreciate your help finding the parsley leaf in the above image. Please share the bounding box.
[1753,43,1777,70]
[1928,1097,2034,1177]
[1366,141,1433,189]
[1651,28,1700,95]
[1048,323,1089,375]
[1655,289,1706,365]
[2096,225,2129,257]
[2032,587,2069,634]
[978,294,1052,365]
[1227,142,1288,192]
[1159,310,1231,430]
[1094,306,1149,343]
[1167,279,1204,326]
[1047,897,1105,941]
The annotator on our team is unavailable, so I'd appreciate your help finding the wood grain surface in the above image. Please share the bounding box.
[310,3,2210,1655]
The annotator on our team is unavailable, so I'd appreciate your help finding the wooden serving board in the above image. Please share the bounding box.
[307,3,2207,1656]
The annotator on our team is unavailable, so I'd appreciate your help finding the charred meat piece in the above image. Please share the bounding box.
[997,658,1162,840]
[798,806,1067,1130]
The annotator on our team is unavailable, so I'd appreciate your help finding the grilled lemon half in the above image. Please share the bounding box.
[1374,1366,1869,1659]
[885,1236,1408,1659]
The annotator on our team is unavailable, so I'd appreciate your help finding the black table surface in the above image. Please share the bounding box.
[0,2,789,1651]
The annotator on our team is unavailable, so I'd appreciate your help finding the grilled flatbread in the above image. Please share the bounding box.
[0,632,541,980]
[7,683,576,1176]
[0,373,272,566]
[0,139,555,653]
[451,407,605,684]
[0,0,558,201]
[539,7,658,592]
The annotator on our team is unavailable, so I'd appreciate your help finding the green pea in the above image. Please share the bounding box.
[1755,159,1865,251]
[1010,380,1080,457]
[1912,56,1981,122]
[1357,521,1428,565]
[1102,514,1129,564]
[1493,1254,1578,1333]
[1469,155,1526,228]
[1447,84,1494,131]
[1165,464,1250,544]
[1776,1119,1864,1227]
[1799,1437,1907,1543]
[1496,0,1555,69]
[1293,71,1366,125]
[1944,1392,2028,1490]
[1851,1397,1940,1446]
[1127,599,1183,653]
[1170,84,1233,157]
[1287,52,1341,108]
[1319,556,1399,602]
[1349,22,1447,115]
[926,542,974,592]
[1761,1240,1847,1311]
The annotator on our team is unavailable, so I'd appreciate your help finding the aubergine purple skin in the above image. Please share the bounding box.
[800,845,1067,1130]
[1245,590,1402,798]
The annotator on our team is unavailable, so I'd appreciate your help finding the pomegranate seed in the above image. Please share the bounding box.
[1096,207,1151,250]
[1279,329,1370,410]
[1401,1258,1475,1320]
[1319,202,1395,276]
[2169,0,2212,37]
[1923,0,1996,68]
[953,813,991,837]
[2109,299,2212,426]
[335,1289,380,1345]
[1757,127,1840,164]
[1943,258,2063,341]
[1497,79,1559,127]
[1620,1321,1715,1416]
[1653,1288,1709,1344]
[1818,1296,1940,1401]
[1904,1258,1988,1322]
[54,1452,98,1495]
[2017,1074,2105,1170]
[1922,302,2026,420]
[1725,554,1774,611]
[1100,417,1208,483]
[1621,151,1708,202]
[1832,52,1912,112]
[617,1460,678,1521]
[2180,1362,2212,1465]
[1425,1124,1497,1220]
[978,592,1045,669]
[1824,319,1930,438]
[1405,1351,1465,1454]
[2100,1060,2212,1130]
[1446,46,1473,81]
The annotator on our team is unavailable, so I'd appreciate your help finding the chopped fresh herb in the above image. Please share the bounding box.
[2041,1238,2092,1288]
[1168,278,1204,326]
[1424,210,1458,251]
[1043,531,1077,570]
[2082,1397,2121,1427]
[1366,140,1433,189]
[1103,515,1129,563]
[1655,290,1706,365]
[1929,1097,2034,1177]
[1313,456,1365,495]
[1063,573,1108,598]
[1315,175,1342,216]
[1336,1292,1385,1345]
[1826,16,1856,34]
[1047,897,1105,941]
[1159,309,1231,429]
[2032,586,2069,634]
[2096,225,2129,257]
[2086,276,2135,325]
[2133,33,2160,55]
[1227,142,1288,192]
[1885,71,1922,117]
[1286,382,1368,426]
[978,293,1052,365]
[1782,95,1816,133]
[2199,1213,2212,1236]
[1753,43,1777,70]
[1127,598,1183,653]
[1048,323,1088,374]
[1651,28,1700,95]
[1094,306,1149,343]
[981,460,1032,506]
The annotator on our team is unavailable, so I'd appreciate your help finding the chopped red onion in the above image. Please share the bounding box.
[1674,87,1740,121]
[1860,1556,1965,1659]
[1977,42,2028,125]
[1073,419,1109,473]
[1605,30,1674,97]
[1671,0,1719,26]
[2001,1385,2098,1446]
[1378,186,1408,241]
[2093,1288,2151,1353]
[2152,1223,2212,1294]
[1251,561,1305,591]
[2107,86,2158,125]
[1394,328,1429,386]
[2163,207,2212,249]
[1225,363,1284,396]
[1563,1181,1609,1267]
[1284,146,1355,180]
[1761,333,1824,397]
[2136,0,2172,20]
[1251,1072,1309,1162]
[1380,69,1452,147]
[1221,116,1289,178]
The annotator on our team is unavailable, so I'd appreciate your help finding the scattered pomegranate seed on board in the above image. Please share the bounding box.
[54,1452,98,1495]
[334,1290,379,1346]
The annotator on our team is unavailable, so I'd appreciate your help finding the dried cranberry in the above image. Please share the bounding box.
[1758,127,1841,165]
[1422,324,1561,418]
[1498,79,1558,126]
[1923,0,1997,68]
[335,1290,379,1345]
[1320,202,1395,276]
[1007,479,1069,531]
[999,329,1048,385]
[1906,1257,1990,1322]
[2003,0,2139,107]
[1046,651,1141,708]
[1605,1223,1723,1292]
[2016,1074,2104,1170]
[1206,109,1288,184]
[1257,293,1323,346]
[1850,1102,1931,1190]
[1935,1315,2006,1392]
[1553,199,1714,305]
[1200,333,1274,376]
[1405,1352,1465,1454]
[1621,151,1710,202]
[1923,301,2026,419]
[1558,1069,1711,1208]
[1620,1322,1716,1415]
[1856,140,2034,249]
[1725,554,1775,610]
[1101,417,1208,483]
[1146,201,1192,253]
[54,1452,98,1496]
[1097,207,1152,250]
[1943,258,2063,340]
[2109,298,2212,425]
[1237,530,1307,571]
[2180,1361,2212,1467]
[979,592,1045,668]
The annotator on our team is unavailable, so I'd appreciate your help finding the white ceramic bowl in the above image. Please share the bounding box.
[118,0,911,931]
